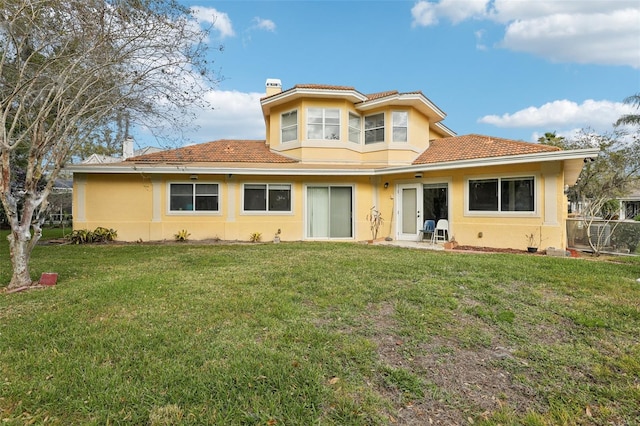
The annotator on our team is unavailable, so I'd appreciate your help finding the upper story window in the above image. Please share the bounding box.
[468,177,535,213]
[392,111,408,142]
[364,112,385,144]
[281,110,298,143]
[348,113,361,143]
[307,108,340,140]
[169,183,219,212]
[243,183,292,213]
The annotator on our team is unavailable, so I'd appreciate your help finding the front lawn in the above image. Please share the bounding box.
[1,241,639,425]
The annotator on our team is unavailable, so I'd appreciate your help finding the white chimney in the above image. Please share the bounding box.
[265,78,282,96]
[123,136,135,159]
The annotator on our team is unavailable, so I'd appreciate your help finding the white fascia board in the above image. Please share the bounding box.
[261,88,367,115]
[66,163,379,176]
[434,122,456,137]
[376,148,601,176]
[355,93,446,121]
[65,148,600,177]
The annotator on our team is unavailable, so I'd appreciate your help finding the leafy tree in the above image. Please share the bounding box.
[1,0,218,289]
[540,97,640,254]
[615,93,640,127]
[536,131,567,148]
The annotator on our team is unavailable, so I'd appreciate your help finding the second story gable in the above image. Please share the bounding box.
[260,79,455,166]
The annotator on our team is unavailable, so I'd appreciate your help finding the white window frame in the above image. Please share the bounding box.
[281,109,298,143]
[307,108,341,140]
[167,182,221,215]
[464,174,539,217]
[392,111,408,142]
[364,112,385,144]
[348,112,361,144]
[242,183,293,214]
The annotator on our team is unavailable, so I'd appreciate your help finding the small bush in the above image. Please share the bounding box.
[67,229,93,244]
[67,227,117,244]
[174,229,191,242]
[92,227,117,243]
[249,232,261,243]
[611,222,640,253]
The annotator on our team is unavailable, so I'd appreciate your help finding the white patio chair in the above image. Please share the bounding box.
[433,219,449,243]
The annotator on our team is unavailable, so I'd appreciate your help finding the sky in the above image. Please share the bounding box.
[135,0,640,149]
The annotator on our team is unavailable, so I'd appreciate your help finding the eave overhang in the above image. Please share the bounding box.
[355,92,446,122]
[434,122,456,137]
[260,87,367,116]
[66,148,599,183]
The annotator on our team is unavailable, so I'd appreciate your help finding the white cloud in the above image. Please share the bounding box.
[411,1,439,27]
[252,17,276,32]
[412,0,489,26]
[478,99,635,135]
[191,6,235,39]
[410,0,640,68]
[488,0,631,23]
[501,9,640,68]
[185,90,265,142]
[474,29,487,51]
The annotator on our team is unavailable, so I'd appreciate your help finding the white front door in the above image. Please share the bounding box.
[397,184,423,241]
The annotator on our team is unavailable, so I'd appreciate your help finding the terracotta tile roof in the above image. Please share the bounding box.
[126,140,298,164]
[364,90,399,100]
[413,134,562,165]
[294,84,356,91]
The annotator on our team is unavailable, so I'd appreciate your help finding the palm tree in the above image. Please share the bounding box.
[615,93,640,127]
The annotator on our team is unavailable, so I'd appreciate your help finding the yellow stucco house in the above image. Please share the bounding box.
[67,79,599,250]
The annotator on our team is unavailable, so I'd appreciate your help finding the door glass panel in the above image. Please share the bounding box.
[402,188,417,234]
[330,187,352,238]
[423,183,448,223]
[307,187,329,237]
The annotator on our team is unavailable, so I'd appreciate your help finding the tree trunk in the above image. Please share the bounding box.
[7,227,39,289]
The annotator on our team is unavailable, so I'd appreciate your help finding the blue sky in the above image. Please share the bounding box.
[137,0,640,148]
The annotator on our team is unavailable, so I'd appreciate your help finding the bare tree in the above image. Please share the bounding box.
[1,0,218,289]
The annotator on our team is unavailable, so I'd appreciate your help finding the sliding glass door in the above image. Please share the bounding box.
[307,186,353,238]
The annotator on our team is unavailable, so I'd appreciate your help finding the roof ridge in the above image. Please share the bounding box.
[364,90,399,100]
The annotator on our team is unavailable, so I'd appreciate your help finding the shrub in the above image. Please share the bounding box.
[611,222,640,253]
[249,232,261,243]
[174,229,190,242]
[92,227,117,243]
[66,227,117,244]
[67,229,93,244]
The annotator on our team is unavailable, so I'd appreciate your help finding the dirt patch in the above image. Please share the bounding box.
[365,302,542,425]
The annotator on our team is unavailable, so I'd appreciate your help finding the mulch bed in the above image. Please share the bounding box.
[452,245,545,255]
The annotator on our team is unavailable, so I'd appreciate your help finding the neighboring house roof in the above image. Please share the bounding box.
[413,134,561,165]
[619,183,640,201]
[126,140,298,164]
[81,147,164,164]
[81,153,122,164]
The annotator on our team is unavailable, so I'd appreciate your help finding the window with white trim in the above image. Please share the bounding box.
[348,113,361,143]
[468,177,535,212]
[307,108,340,140]
[281,110,298,143]
[243,184,292,212]
[364,112,384,144]
[392,111,408,142]
[169,183,219,212]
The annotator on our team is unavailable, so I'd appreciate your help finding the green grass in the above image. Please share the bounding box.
[1,238,639,425]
